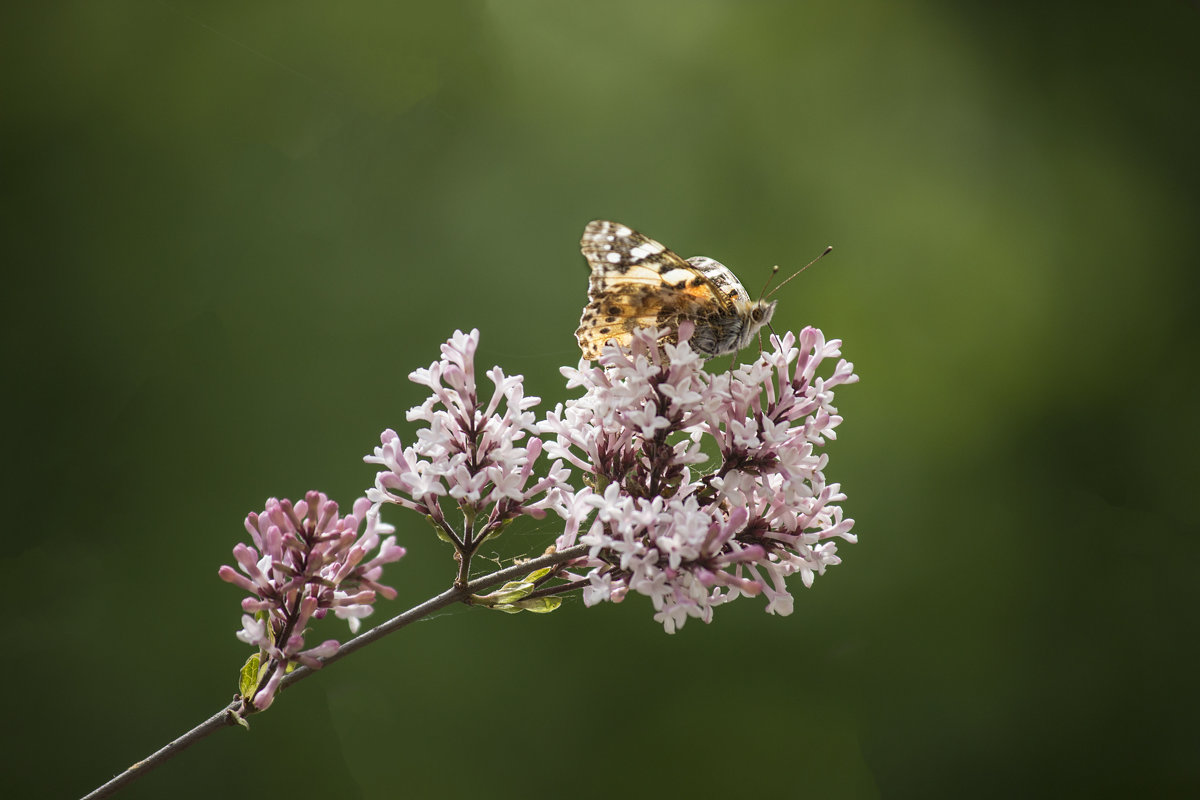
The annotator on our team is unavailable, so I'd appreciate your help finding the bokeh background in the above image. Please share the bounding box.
[5,2,1197,798]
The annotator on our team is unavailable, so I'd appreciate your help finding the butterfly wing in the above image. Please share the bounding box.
[686,256,753,305]
[575,220,734,359]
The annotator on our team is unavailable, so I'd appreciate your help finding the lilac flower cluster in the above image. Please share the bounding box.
[219,492,405,709]
[224,321,855,684]
[365,329,569,584]
[218,320,855,717]
[541,323,858,633]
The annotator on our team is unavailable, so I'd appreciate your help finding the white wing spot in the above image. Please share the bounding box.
[606,252,622,264]
[616,226,632,237]
[661,268,694,285]
[630,243,662,260]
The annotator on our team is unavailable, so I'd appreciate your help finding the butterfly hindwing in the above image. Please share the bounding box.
[686,256,751,303]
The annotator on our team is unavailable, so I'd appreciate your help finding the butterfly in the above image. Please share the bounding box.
[575,220,777,360]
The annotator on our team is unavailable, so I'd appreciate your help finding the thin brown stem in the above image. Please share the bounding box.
[521,576,594,600]
[81,543,589,800]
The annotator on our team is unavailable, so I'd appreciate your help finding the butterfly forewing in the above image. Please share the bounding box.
[575,220,773,359]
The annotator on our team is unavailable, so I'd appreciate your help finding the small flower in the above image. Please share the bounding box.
[582,570,613,606]
[219,492,405,709]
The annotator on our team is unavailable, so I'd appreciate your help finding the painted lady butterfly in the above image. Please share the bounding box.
[575,220,777,359]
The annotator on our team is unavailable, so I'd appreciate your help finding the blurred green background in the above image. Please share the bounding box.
[4,2,1197,798]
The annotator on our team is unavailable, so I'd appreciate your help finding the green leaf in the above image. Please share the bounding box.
[228,706,251,730]
[489,596,563,614]
[238,653,263,699]
[480,516,514,544]
[468,566,561,614]
[482,578,537,604]
[522,566,553,583]
[513,596,562,614]
[428,515,453,543]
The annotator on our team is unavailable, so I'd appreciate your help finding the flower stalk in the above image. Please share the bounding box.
[87,322,857,798]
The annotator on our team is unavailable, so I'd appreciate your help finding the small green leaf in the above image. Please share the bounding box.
[229,706,251,730]
[261,611,276,646]
[482,579,537,605]
[238,653,263,699]
[469,565,561,613]
[428,515,453,543]
[513,596,562,614]
[522,566,553,583]
[487,595,564,614]
[480,516,517,544]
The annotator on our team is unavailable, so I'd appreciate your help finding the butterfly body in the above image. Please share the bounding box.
[575,220,776,360]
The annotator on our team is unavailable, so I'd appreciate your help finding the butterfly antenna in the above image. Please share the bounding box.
[757,265,780,300]
[765,245,833,299]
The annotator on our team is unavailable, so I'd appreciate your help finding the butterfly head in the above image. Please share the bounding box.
[747,297,776,327]
[737,297,776,349]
